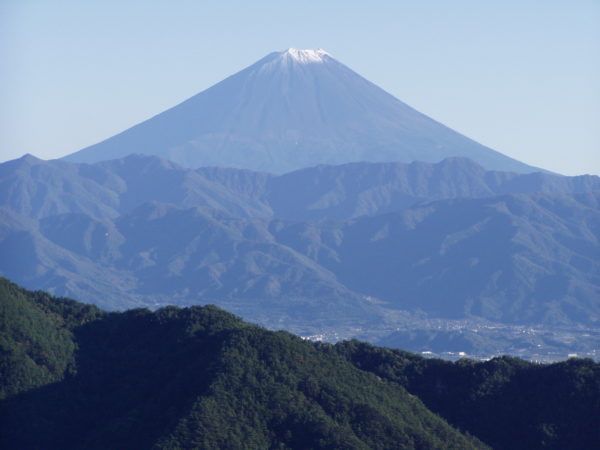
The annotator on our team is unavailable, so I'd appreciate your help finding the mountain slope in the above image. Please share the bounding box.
[1,155,598,330]
[0,278,103,399]
[64,48,538,173]
[297,192,600,324]
[261,157,600,221]
[0,279,484,449]
[337,340,600,450]
[3,280,599,449]
[4,154,599,223]
[0,154,271,220]
[1,190,598,327]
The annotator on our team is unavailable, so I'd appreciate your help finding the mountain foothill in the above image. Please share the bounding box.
[1,278,598,449]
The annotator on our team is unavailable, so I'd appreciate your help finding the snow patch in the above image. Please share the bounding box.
[282,48,330,64]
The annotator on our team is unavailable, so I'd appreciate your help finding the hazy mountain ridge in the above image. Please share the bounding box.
[4,154,598,222]
[1,154,598,330]
[309,192,600,324]
[0,154,271,221]
[262,157,599,221]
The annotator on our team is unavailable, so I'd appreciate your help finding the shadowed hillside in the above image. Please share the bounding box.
[337,340,600,450]
[0,279,483,449]
[3,279,599,449]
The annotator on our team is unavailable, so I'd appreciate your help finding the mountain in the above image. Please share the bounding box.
[0,279,485,449]
[0,153,271,220]
[258,157,599,221]
[290,192,600,325]
[4,154,598,223]
[1,154,599,360]
[1,155,598,332]
[2,279,598,449]
[64,48,539,174]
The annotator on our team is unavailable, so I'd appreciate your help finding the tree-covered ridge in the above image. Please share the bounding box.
[3,278,598,449]
[0,277,103,399]
[158,328,481,449]
[336,340,600,450]
[0,279,483,449]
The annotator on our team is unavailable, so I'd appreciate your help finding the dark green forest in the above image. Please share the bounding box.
[336,341,600,449]
[1,277,598,449]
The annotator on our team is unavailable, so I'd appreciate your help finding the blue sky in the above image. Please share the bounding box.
[1,0,599,175]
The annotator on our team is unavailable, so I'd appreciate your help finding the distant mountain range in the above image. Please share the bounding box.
[2,278,598,449]
[64,48,539,174]
[1,154,598,338]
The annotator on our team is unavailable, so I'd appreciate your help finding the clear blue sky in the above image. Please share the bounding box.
[1,0,599,175]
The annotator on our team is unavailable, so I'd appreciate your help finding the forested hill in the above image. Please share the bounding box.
[2,278,599,449]
[336,341,600,450]
[0,278,483,449]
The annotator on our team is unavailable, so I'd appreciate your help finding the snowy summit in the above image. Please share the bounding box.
[281,48,330,63]
[65,48,538,174]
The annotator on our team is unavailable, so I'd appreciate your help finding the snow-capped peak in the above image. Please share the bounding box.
[282,48,330,63]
